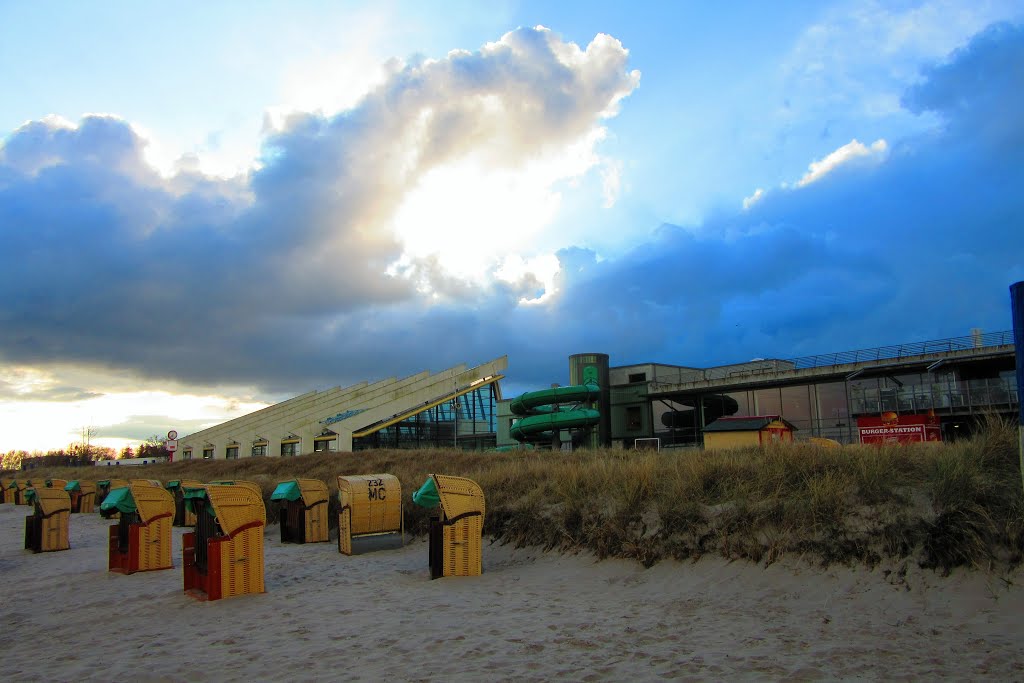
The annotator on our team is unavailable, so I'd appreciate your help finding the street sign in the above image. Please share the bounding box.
[167,430,178,440]
[166,439,178,452]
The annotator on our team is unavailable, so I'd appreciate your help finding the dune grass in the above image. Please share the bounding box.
[7,417,1022,571]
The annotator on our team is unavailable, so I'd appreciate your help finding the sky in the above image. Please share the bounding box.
[1,0,1023,453]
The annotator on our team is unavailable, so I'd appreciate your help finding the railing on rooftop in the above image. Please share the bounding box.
[787,330,1014,370]
[653,330,1015,387]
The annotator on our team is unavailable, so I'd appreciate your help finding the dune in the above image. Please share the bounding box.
[2,503,1023,681]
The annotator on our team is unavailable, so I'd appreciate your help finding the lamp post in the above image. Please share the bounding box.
[453,400,460,449]
[1010,281,1024,493]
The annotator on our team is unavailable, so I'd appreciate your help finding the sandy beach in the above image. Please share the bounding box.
[2,503,1023,681]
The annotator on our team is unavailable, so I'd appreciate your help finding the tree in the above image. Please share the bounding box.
[120,445,135,459]
[137,435,170,459]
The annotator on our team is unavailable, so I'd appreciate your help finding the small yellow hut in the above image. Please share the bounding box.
[702,415,797,451]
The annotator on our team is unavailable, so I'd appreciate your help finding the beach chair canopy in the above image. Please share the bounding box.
[415,474,485,523]
[32,487,72,516]
[270,481,302,502]
[207,480,263,496]
[100,487,136,516]
[206,484,267,537]
[64,480,81,492]
[272,479,328,507]
[102,482,174,522]
[413,478,441,508]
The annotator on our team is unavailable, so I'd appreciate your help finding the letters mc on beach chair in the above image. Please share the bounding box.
[337,474,404,555]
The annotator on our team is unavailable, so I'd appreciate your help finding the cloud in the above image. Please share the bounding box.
[902,21,1024,148]
[795,138,888,187]
[1,20,1020,413]
[0,27,639,393]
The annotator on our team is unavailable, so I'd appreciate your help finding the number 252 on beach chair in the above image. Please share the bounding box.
[182,484,266,601]
[24,487,71,553]
[413,474,485,579]
[101,481,175,574]
[337,474,404,555]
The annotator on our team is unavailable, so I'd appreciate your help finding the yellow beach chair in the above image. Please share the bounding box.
[337,474,404,555]
[182,484,266,601]
[102,480,175,574]
[24,487,71,553]
[413,474,485,578]
[271,478,330,544]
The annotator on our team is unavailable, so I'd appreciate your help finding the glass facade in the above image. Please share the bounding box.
[353,383,499,451]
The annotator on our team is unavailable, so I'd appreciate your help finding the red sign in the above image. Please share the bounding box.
[857,413,941,444]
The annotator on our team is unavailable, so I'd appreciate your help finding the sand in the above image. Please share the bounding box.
[2,503,1023,681]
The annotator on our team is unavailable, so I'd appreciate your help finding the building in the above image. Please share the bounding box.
[496,330,1018,449]
[177,357,506,459]
[702,416,797,451]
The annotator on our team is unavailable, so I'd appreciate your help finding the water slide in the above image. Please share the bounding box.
[509,383,601,442]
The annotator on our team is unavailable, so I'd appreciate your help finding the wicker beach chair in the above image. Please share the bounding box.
[337,474,404,555]
[182,484,266,601]
[13,480,32,505]
[64,480,97,513]
[1,478,14,504]
[271,478,330,544]
[102,480,175,574]
[24,487,71,553]
[414,474,485,579]
[166,479,203,526]
[45,478,69,490]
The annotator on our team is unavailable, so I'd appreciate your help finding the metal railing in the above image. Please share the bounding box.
[652,330,1015,387]
[787,330,1014,370]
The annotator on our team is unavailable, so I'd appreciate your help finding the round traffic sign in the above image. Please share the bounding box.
[167,430,178,440]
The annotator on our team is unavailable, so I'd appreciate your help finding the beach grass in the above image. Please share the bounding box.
[6,417,1022,571]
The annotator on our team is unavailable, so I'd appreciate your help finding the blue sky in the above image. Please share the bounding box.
[1,1,1022,452]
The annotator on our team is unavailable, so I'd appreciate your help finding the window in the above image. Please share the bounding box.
[626,406,642,431]
[628,372,647,383]
[281,441,300,457]
[226,446,239,460]
[202,448,214,460]
[313,438,337,452]
[183,449,193,461]
[251,443,268,457]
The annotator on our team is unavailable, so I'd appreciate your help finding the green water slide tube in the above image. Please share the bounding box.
[509,383,600,415]
[510,408,600,441]
[509,382,601,442]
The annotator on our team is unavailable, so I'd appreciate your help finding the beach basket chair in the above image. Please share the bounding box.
[101,480,175,574]
[337,474,404,555]
[45,478,69,490]
[95,479,129,510]
[14,480,34,505]
[271,478,330,544]
[413,474,485,579]
[182,483,266,601]
[23,487,71,553]
[166,479,204,526]
[64,480,97,513]
[1,478,14,504]
[97,480,130,519]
